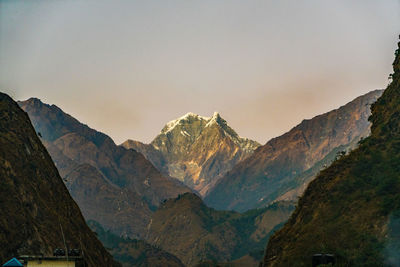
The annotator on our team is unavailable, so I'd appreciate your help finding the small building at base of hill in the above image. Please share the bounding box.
[18,256,83,267]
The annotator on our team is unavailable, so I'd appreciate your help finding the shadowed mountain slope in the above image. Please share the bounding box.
[122,112,260,194]
[263,38,400,267]
[146,193,294,266]
[205,89,383,212]
[19,98,191,238]
[88,220,184,267]
[0,92,119,266]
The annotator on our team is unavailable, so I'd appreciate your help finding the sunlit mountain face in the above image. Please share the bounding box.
[122,112,260,194]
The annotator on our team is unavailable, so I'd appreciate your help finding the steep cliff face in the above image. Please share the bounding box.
[263,39,400,266]
[0,92,119,266]
[205,90,383,212]
[122,112,260,194]
[19,98,191,238]
[146,193,294,266]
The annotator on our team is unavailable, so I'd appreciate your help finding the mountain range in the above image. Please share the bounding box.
[205,89,383,212]
[122,112,260,195]
[17,98,295,266]
[19,98,191,239]
[2,19,398,267]
[18,89,384,266]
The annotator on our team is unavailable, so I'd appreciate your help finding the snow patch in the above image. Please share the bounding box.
[157,111,260,152]
[205,111,221,128]
[162,112,209,134]
[180,130,191,137]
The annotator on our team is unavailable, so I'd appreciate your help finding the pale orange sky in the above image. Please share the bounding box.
[0,0,399,144]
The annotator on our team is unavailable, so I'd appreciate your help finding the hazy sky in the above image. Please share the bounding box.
[1,0,399,144]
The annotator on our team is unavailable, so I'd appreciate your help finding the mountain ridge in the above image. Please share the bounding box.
[146,192,295,266]
[204,89,383,211]
[19,98,191,238]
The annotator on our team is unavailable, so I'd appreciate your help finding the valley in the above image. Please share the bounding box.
[14,87,386,266]
[1,2,399,267]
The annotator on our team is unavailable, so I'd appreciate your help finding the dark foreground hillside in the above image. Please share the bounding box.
[263,39,400,266]
[0,93,119,266]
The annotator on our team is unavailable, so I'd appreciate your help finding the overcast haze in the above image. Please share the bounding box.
[0,0,399,144]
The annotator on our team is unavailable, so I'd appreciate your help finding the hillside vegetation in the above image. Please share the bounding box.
[263,38,400,266]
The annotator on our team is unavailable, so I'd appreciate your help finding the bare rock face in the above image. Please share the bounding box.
[122,112,260,194]
[205,90,383,212]
[0,92,119,266]
[19,98,191,238]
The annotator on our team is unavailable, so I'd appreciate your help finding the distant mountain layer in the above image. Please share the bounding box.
[0,92,119,266]
[205,89,383,212]
[122,112,260,194]
[87,220,184,267]
[146,192,295,266]
[263,39,400,266]
[19,98,191,238]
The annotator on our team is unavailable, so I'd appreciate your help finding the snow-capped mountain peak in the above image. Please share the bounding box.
[124,111,260,194]
[162,112,209,134]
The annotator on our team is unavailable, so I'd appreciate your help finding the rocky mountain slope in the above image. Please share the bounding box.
[122,112,260,194]
[19,98,191,238]
[87,220,184,267]
[146,193,294,266]
[263,38,400,266]
[0,92,119,266]
[205,89,383,212]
